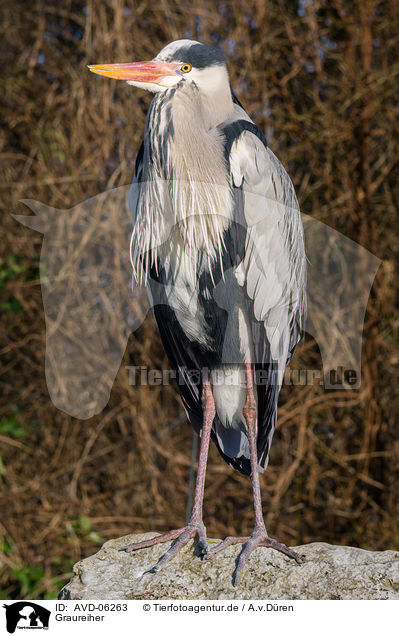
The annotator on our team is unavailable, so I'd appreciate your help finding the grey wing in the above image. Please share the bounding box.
[231,131,306,374]
[230,132,306,468]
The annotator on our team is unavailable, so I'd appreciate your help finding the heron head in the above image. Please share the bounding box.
[88,39,229,96]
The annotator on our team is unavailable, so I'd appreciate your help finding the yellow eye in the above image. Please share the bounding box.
[181,63,192,73]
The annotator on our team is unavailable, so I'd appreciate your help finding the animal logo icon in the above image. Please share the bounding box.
[3,602,50,633]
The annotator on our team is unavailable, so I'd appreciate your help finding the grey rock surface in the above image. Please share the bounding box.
[59,532,399,600]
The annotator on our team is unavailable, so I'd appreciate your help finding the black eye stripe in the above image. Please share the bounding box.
[171,43,225,69]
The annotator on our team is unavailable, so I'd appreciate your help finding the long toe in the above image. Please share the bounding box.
[233,533,264,586]
[120,527,186,553]
[206,536,249,557]
[151,525,196,572]
[121,523,209,577]
[261,536,305,564]
[206,529,304,585]
[232,531,304,585]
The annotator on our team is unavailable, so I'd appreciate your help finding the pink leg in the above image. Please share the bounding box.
[121,377,215,572]
[208,361,304,586]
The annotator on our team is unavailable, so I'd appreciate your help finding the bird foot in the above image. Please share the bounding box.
[207,527,305,586]
[120,520,208,575]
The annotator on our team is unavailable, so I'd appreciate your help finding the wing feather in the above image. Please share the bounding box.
[231,132,306,368]
[229,131,306,469]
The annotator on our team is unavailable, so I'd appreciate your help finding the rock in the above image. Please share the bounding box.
[59,532,399,600]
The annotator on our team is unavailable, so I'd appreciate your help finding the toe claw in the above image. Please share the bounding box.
[136,571,154,589]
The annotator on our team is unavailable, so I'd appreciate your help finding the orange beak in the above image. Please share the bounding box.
[88,60,179,83]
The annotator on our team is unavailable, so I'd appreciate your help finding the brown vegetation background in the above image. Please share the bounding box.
[1,0,398,598]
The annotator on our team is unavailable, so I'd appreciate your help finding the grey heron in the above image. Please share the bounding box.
[89,39,306,585]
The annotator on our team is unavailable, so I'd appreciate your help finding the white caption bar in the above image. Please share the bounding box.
[1,599,398,635]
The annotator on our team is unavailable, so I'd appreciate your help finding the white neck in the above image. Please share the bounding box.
[193,65,234,128]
